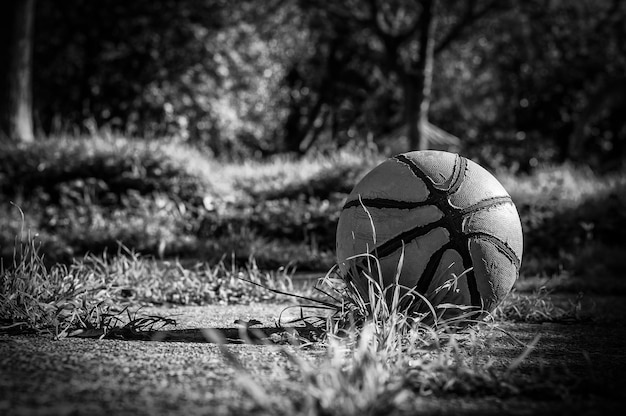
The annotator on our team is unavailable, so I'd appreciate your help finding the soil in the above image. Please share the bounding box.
[1,296,625,415]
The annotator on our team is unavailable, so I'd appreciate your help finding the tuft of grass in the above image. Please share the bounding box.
[2,211,594,414]
[209,218,598,416]
[216,326,531,415]
[494,288,587,323]
[0,232,297,337]
[213,256,543,415]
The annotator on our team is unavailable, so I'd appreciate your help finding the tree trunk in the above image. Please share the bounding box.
[0,0,36,143]
[404,73,421,151]
[406,0,437,151]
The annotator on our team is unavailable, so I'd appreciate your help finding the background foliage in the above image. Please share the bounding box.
[1,0,625,279]
[29,0,625,168]
[1,137,624,280]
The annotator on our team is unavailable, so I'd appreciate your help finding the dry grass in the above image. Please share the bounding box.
[499,163,626,205]
[1,219,597,416]
[210,258,553,416]
[494,288,586,323]
[0,233,296,337]
[2,136,625,275]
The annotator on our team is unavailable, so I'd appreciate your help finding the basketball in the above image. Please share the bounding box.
[336,150,523,318]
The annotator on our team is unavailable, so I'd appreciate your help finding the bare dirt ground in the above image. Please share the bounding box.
[1,296,626,415]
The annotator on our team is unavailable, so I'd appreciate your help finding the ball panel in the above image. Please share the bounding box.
[400,150,459,189]
[469,239,518,311]
[336,205,444,268]
[336,213,361,262]
[449,160,510,208]
[351,205,443,243]
[463,203,524,261]
[424,249,471,308]
[350,227,450,291]
[349,159,430,203]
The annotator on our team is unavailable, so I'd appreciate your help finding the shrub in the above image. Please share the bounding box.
[2,137,625,277]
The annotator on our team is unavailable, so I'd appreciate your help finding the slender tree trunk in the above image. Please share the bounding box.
[407,0,437,151]
[404,73,421,151]
[0,0,36,143]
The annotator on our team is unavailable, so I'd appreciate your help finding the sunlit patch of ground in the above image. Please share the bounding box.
[2,289,625,416]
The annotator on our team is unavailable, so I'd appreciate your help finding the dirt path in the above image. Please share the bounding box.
[0,304,303,416]
[1,297,626,415]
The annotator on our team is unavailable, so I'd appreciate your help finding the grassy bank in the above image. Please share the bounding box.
[1,135,625,278]
[2,137,622,414]
[1,242,611,415]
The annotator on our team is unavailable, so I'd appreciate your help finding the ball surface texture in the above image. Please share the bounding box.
[336,150,523,316]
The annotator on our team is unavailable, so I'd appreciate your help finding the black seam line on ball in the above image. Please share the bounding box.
[373,220,443,259]
[394,154,468,195]
[394,154,439,193]
[342,198,432,211]
[455,239,482,308]
[375,154,479,306]
[446,155,467,194]
[459,196,513,216]
[414,241,481,308]
[415,243,450,295]
[466,269,481,308]
[371,233,482,307]
[466,232,521,269]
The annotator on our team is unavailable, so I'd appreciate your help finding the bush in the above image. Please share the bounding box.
[505,165,626,277]
[2,137,625,277]
[0,137,213,205]
[0,136,217,263]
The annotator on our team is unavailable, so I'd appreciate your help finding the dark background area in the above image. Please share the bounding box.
[1,0,624,170]
[2,4,626,414]
[0,0,625,277]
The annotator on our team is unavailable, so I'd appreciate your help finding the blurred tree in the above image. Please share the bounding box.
[485,0,626,169]
[0,0,36,143]
[563,0,626,164]
[32,0,303,157]
[298,0,504,152]
[22,0,626,168]
[428,0,625,171]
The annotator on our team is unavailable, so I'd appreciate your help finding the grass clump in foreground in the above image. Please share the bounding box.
[494,288,586,323]
[214,258,585,415]
[0,234,296,338]
[1,234,594,415]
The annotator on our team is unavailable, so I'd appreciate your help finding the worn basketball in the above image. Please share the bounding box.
[336,150,523,317]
